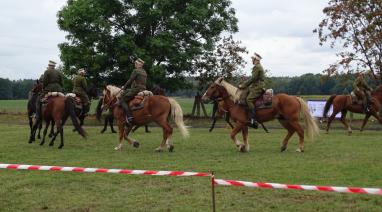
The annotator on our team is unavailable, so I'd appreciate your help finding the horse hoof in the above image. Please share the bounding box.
[169,145,174,152]
[280,146,287,152]
[100,130,105,134]
[296,148,304,153]
[72,128,77,132]
[58,145,63,149]
[112,131,117,134]
[133,141,140,148]
[37,135,41,139]
[40,142,44,146]
[239,145,247,153]
[49,143,54,147]
[155,148,163,152]
[48,134,53,138]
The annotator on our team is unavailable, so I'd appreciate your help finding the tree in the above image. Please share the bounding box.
[314,0,382,84]
[194,35,248,91]
[57,0,238,91]
[0,78,13,100]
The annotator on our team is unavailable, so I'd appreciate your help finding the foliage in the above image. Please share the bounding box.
[57,0,238,91]
[314,0,382,84]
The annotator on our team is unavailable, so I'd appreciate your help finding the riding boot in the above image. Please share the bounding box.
[81,103,90,116]
[120,98,134,126]
[249,108,259,129]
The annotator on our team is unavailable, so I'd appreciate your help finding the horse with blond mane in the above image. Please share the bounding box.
[202,78,319,152]
[101,85,189,151]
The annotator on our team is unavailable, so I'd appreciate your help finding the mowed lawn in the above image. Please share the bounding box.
[0,124,381,211]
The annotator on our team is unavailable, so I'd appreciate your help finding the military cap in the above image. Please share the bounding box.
[251,53,262,61]
[48,60,56,66]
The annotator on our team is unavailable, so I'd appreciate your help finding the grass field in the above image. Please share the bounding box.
[0,123,381,211]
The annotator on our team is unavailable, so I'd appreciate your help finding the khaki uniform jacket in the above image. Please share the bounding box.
[121,68,147,100]
[242,64,265,93]
[353,76,371,91]
[72,75,88,96]
[42,68,64,93]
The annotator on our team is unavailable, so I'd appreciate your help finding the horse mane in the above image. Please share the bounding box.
[104,85,122,98]
[214,78,242,102]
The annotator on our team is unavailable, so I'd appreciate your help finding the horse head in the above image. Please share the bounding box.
[202,82,229,103]
[31,80,43,93]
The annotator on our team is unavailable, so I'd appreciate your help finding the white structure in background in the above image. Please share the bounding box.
[307,100,341,119]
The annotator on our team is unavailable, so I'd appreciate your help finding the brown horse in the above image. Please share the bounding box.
[101,85,188,152]
[202,78,319,152]
[29,95,87,149]
[323,85,382,134]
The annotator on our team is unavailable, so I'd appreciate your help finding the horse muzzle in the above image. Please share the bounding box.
[201,94,211,103]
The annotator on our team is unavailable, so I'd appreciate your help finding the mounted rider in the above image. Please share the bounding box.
[36,60,64,120]
[353,72,373,113]
[238,53,265,129]
[72,68,90,116]
[119,58,147,126]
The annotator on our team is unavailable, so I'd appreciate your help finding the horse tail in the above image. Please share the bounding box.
[296,97,319,141]
[168,97,189,138]
[96,97,103,121]
[323,95,336,118]
[65,97,87,138]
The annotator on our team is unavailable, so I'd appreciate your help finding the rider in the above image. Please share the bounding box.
[238,53,265,129]
[36,60,64,120]
[119,58,147,126]
[353,72,373,113]
[72,68,90,116]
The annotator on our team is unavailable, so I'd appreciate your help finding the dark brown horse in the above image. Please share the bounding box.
[101,85,188,152]
[29,95,87,149]
[202,79,319,152]
[323,85,382,134]
[27,81,54,139]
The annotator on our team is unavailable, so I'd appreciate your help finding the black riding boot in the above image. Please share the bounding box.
[81,103,90,116]
[120,98,134,126]
[249,108,258,129]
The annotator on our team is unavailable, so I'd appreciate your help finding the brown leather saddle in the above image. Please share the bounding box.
[239,89,273,109]
[41,92,65,105]
[127,90,153,111]
[65,93,83,109]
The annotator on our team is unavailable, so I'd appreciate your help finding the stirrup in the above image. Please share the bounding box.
[125,117,134,126]
[249,119,259,129]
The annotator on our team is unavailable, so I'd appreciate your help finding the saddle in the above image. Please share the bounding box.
[41,92,65,105]
[65,93,83,109]
[127,90,153,111]
[238,89,273,109]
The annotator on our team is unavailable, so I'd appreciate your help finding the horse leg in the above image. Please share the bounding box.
[37,121,42,139]
[278,120,295,152]
[288,121,305,153]
[339,110,352,135]
[40,120,50,146]
[325,109,341,134]
[49,121,55,138]
[110,115,117,133]
[370,110,382,125]
[241,125,249,152]
[230,123,245,152]
[155,120,173,152]
[209,116,218,132]
[58,125,64,149]
[101,117,108,133]
[360,114,371,132]
[29,118,40,143]
[115,120,129,150]
[123,127,139,148]
[145,125,151,133]
[49,120,61,147]
[260,123,269,133]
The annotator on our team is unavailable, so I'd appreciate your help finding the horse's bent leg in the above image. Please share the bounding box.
[49,121,55,138]
[209,116,218,132]
[278,120,295,152]
[326,111,340,134]
[115,122,126,150]
[339,110,352,134]
[360,114,371,132]
[37,120,42,139]
[123,127,139,148]
[261,123,269,133]
[49,120,61,147]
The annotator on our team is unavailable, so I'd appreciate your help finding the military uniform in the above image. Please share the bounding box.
[72,74,89,105]
[121,68,147,102]
[42,67,64,94]
[241,64,265,110]
[353,75,372,112]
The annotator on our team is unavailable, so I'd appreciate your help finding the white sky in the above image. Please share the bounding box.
[0,0,337,80]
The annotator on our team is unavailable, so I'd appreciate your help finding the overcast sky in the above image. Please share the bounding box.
[0,0,337,80]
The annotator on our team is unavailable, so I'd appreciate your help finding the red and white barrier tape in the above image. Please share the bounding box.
[214,179,382,196]
[0,164,210,177]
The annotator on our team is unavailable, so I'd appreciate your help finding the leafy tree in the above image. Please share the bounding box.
[314,0,382,84]
[0,78,13,100]
[57,0,238,91]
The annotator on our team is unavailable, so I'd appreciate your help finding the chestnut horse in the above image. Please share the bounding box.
[101,85,189,152]
[323,85,382,134]
[29,95,87,149]
[202,78,319,152]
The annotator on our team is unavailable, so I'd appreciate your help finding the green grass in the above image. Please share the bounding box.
[0,124,381,211]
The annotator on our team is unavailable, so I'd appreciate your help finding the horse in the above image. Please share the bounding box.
[72,84,99,130]
[96,86,166,134]
[209,100,269,133]
[27,81,54,139]
[323,85,382,134]
[101,85,188,152]
[202,78,319,152]
[29,94,87,149]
